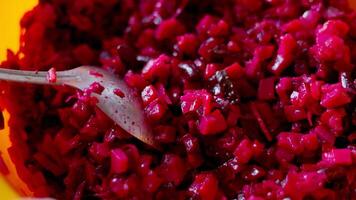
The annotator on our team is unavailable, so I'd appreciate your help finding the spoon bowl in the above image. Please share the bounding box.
[0,66,156,148]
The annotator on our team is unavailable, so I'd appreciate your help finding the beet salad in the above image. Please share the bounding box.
[0,0,355,199]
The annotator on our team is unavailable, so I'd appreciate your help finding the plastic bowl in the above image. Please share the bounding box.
[0,0,37,198]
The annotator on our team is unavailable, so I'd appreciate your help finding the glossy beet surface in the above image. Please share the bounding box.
[0,0,355,199]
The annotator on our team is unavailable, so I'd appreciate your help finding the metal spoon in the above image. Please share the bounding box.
[0,66,157,148]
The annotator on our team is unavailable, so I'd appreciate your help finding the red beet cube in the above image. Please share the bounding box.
[317,20,350,38]
[269,34,297,75]
[144,99,167,122]
[111,148,129,174]
[143,170,163,193]
[320,84,351,108]
[225,63,245,79]
[301,133,319,152]
[257,77,276,100]
[124,70,148,90]
[141,85,159,106]
[142,54,171,81]
[204,63,219,79]
[180,90,212,115]
[159,154,187,185]
[156,18,185,41]
[189,173,218,200]
[176,34,199,56]
[322,149,353,166]
[198,110,227,135]
[284,105,307,122]
[47,67,57,83]
[277,132,303,155]
[234,139,254,164]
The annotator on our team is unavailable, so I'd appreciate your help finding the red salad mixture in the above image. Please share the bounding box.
[0,0,356,199]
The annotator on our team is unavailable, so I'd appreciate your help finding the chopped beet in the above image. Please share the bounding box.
[175,33,199,56]
[180,90,212,115]
[257,77,276,100]
[158,154,187,186]
[198,109,227,135]
[277,132,304,155]
[284,171,327,200]
[141,85,158,106]
[142,54,171,81]
[142,170,162,193]
[320,83,351,108]
[234,139,254,164]
[144,99,167,122]
[155,18,185,41]
[225,62,245,79]
[204,63,219,79]
[111,148,129,174]
[250,102,273,141]
[154,125,176,144]
[268,34,297,75]
[322,148,353,166]
[89,70,103,78]
[86,82,105,95]
[0,0,355,199]
[113,88,125,98]
[284,105,307,121]
[188,173,218,200]
[47,67,57,83]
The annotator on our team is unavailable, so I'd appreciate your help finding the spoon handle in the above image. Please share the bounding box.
[0,68,76,85]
